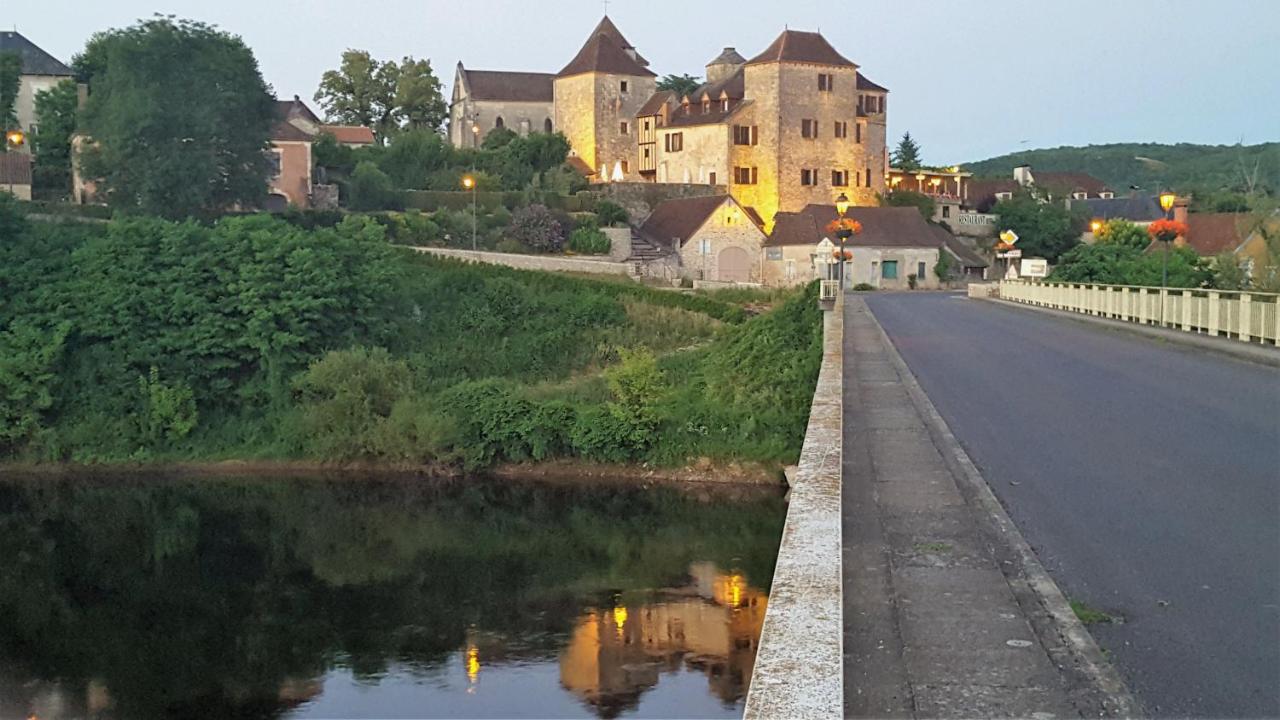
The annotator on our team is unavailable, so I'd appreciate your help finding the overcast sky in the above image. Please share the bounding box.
[11,0,1277,163]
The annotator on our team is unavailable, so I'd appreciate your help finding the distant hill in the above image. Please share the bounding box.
[962,143,1279,195]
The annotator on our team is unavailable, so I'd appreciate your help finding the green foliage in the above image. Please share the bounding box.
[1210,253,1249,290]
[315,51,448,139]
[508,203,564,252]
[852,282,876,291]
[348,160,402,211]
[31,79,80,197]
[595,200,629,227]
[994,190,1087,263]
[964,142,1280,197]
[0,322,68,452]
[883,189,935,220]
[0,51,19,129]
[393,56,448,132]
[376,128,453,189]
[657,73,701,97]
[892,131,923,171]
[601,347,666,453]
[136,366,198,445]
[76,17,276,219]
[1049,242,1212,288]
[1094,219,1150,250]
[482,126,518,150]
[934,247,952,281]
[567,225,611,254]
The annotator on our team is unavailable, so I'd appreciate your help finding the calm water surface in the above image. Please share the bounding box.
[0,475,784,719]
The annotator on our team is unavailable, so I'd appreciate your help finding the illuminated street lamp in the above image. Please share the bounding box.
[1090,219,1102,235]
[461,174,477,250]
[4,129,25,197]
[1156,191,1179,322]
[832,192,856,290]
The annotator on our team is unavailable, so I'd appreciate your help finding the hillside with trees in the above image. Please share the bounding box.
[964,142,1279,197]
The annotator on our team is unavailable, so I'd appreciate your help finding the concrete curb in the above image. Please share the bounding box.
[986,297,1280,369]
[865,304,1144,719]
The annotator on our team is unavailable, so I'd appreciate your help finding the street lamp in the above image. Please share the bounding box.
[1156,191,1178,325]
[4,129,24,197]
[1090,219,1102,235]
[462,174,477,250]
[834,192,850,290]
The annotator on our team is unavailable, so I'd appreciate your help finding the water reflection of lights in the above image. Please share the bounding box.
[714,572,748,608]
[612,606,629,639]
[465,644,480,693]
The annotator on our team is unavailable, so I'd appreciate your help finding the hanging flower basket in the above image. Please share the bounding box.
[831,249,853,261]
[826,218,863,239]
[1147,219,1188,244]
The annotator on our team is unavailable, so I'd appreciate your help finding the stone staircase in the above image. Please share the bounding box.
[626,232,670,262]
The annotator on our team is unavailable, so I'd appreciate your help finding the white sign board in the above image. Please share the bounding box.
[1020,258,1049,278]
[996,249,1023,259]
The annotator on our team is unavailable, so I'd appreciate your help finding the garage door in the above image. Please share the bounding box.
[718,246,751,283]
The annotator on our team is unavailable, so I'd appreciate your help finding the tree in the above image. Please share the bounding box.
[892,131,922,171]
[934,248,953,282]
[882,189,935,220]
[1210,253,1249,290]
[0,51,20,131]
[348,160,400,211]
[657,73,701,98]
[508,204,564,252]
[1094,219,1150,250]
[1049,242,1211,288]
[394,57,447,131]
[31,79,80,196]
[993,190,1086,263]
[76,17,276,219]
[315,50,398,139]
[481,127,517,150]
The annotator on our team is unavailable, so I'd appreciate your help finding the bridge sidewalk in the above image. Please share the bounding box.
[841,295,1129,718]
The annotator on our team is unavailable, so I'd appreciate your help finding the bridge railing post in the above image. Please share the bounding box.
[1239,293,1252,343]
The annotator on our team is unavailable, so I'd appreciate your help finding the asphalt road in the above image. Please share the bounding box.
[862,292,1280,719]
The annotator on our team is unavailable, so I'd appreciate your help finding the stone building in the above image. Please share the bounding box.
[765,205,944,289]
[636,30,888,231]
[0,31,76,141]
[637,194,767,283]
[448,64,555,148]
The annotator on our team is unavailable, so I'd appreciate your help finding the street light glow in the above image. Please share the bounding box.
[4,129,24,147]
[461,175,475,190]
[1159,192,1176,212]
[835,192,849,217]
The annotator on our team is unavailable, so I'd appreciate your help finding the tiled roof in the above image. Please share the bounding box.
[271,121,313,142]
[1146,213,1247,257]
[1032,171,1109,197]
[462,69,555,102]
[965,178,1021,212]
[565,155,595,177]
[0,31,73,76]
[636,90,674,117]
[637,194,729,246]
[707,47,746,66]
[856,72,888,92]
[688,67,745,102]
[766,205,944,248]
[662,69,747,127]
[559,19,654,78]
[934,225,989,268]
[1077,194,1164,223]
[746,30,855,68]
[665,99,747,128]
[0,153,33,185]
[275,97,321,126]
[590,16,648,67]
[320,125,376,145]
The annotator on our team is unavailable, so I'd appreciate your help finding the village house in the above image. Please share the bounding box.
[636,194,768,284]
[448,64,556,147]
[1146,201,1275,281]
[0,31,77,141]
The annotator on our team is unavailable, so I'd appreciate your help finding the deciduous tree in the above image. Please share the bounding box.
[993,190,1086,263]
[394,56,447,131]
[32,79,80,195]
[657,73,701,97]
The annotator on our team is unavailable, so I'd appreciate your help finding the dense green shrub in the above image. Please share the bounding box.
[567,226,611,254]
[348,161,403,211]
[595,200,629,227]
[508,204,564,252]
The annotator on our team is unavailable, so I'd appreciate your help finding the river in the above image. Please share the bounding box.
[0,474,785,719]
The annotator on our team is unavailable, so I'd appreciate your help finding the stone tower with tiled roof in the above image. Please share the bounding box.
[730,29,888,226]
[553,17,656,182]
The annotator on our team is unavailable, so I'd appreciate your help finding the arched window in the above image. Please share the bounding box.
[544,118,553,133]
[495,116,505,129]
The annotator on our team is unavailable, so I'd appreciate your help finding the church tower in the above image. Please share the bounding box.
[554,17,656,182]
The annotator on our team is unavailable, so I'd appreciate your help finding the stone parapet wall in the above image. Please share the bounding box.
[592,181,724,224]
[410,246,632,276]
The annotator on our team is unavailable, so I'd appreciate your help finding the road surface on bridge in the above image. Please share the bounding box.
[863,292,1280,719]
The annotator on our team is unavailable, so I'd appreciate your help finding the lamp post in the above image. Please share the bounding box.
[835,192,850,290]
[462,174,477,250]
[1157,191,1177,326]
[1090,219,1102,239]
[4,128,25,197]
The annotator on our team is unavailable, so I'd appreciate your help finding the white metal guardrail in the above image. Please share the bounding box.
[999,280,1280,346]
[819,279,839,302]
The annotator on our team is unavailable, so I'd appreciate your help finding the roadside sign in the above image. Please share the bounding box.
[1020,258,1048,278]
[999,230,1019,246]
[996,249,1023,259]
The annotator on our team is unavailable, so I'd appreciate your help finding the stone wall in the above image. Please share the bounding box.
[16,74,63,132]
[655,122,730,185]
[848,247,942,289]
[592,181,724,224]
[603,227,632,261]
[452,98,555,148]
[410,246,632,275]
[593,71,657,182]
[762,244,831,287]
[676,201,767,283]
[268,140,312,209]
[554,74,599,171]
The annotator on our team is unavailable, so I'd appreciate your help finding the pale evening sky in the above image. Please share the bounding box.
[10,0,1277,163]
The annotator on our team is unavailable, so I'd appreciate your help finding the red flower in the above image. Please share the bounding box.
[1148,219,1188,243]
[831,249,853,260]
[826,218,863,236]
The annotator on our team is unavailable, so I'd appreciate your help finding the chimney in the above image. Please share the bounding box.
[1173,197,1189,225]
[1013,165,1033,187]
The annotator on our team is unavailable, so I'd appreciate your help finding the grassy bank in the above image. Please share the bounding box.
[0,196,823,472]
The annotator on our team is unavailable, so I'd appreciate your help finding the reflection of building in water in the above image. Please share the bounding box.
[0,675,114,720]
[558,562,767,718]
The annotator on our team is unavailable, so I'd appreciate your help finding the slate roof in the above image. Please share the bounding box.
[766,205,944,248]
[933,225,989,268]
[637,194,729,246]
[746,30,855,68]
[462,69,555,102]
[0,153,33,185]
[0,31,73,76]
[687,67,745,102]
[1032,171,1109,197]
[1078,194,1164,223]
[271,121,314,142]
[856,72,888,92]
[559,18,654,78]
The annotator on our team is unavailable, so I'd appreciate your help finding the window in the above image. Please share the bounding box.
[643,119,650,132]
[1072,191,1087,199]
[917,262,927,279]
[785,259,796,280]
[801,169,819,186]
[942,205,951,219]
[620,121,629,134]
[1100,191,1115,199]
[882,260,898,279]
[996,191,1013,201]
[834,121,848,138]
[643,147,651,159]
[832,170,849,187]
[801,119,817,138]
[621,161,629,173]
[665,133,684,152]
[545,118,553,133]
[733,124,758,145]
[621,80,628,93]
[709,172,717,185]
[722,98,730,111]
[266,150,282,177]
[734,166,758,185]
[818,73,834,92]
[700,238,712,255]
[855,123,862,143]
[495,116,504,129]
[866,167,872,187]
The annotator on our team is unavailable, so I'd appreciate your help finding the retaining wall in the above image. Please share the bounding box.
[409,246,632,276]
